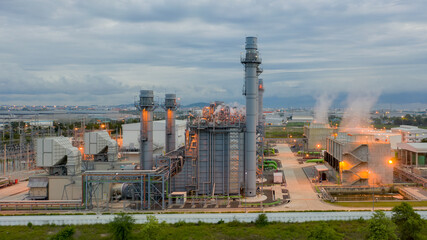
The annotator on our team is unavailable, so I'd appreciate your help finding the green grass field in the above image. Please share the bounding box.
[265,126,304,138]
[329,201,427,208]
[1,219,426,240]
[0,220,382,240]
[1,213,427,240]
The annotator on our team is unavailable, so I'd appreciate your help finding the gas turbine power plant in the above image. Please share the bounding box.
[26,37,267,210]
[3,35,427,215]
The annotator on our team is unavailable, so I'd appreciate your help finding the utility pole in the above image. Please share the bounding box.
[3,144,6,175]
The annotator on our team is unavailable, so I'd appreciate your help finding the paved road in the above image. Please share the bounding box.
[268,144,345,211]
[1,211,426,226]
[0,181,29,200]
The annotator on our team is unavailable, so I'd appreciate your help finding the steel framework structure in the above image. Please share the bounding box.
[83,170,167,210]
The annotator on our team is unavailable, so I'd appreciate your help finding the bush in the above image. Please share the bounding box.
[255,214,269,227]
[366,211,397,240]
[140,215,160,240]
[391,202,424,240]
[307,222,344,240]
[174,220,186,227]
[109,212,135,240]
[27,222,33,228]
[50,226,75,240]
[227,218,241,227]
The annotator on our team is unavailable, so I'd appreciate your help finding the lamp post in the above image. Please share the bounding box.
[372,173,375,212]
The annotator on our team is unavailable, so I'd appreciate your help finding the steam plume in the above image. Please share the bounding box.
[341,90,381,129]
[313,93,335,124]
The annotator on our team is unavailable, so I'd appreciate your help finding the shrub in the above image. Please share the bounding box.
[227,218,241,227]
[140,215,160,240]
[366,211,397,240]
[109,212,135,240]
[174,220,186,227]
[391,202,424,240]
[307,222,344,240]
[255,214,269,227]
[27,222,33,228]
[50,226,75,240]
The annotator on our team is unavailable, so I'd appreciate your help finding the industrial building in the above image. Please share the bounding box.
[170,102,246,196]
[397,143,427,168]
[303,122,336,151]
[324,129,395,185]
[391,125,427,143]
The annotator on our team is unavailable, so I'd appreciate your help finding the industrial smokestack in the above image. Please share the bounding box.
[164,93,177,153]
[258,78,264,125]
[241,36,262,197]
[137,90,155,170]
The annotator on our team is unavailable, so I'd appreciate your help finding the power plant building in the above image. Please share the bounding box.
[25,37,265,210]
[171,104,245,195]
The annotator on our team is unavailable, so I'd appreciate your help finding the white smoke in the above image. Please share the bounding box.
[341,90,381,129]
[313,93,335,124]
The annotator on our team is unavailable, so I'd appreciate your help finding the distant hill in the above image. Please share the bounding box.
[183,102,210,108]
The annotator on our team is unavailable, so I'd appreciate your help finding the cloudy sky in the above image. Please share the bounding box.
[1,0,426,107]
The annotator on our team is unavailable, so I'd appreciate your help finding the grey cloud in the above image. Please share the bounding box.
[0,0,426,105]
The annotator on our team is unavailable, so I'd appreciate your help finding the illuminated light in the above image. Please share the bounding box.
[101,124,105,128]
[317,144,321,148]
[388,160,393,164]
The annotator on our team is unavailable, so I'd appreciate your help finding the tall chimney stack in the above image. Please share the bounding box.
[241,37,262,197]
[164,93,177,153]
[137,90,155,170]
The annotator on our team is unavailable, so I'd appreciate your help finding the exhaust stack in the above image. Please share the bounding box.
[241,37,262,197]
[137,90,155,170]
[164,93,177,153]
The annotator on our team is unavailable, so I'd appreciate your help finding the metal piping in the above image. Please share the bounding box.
[258,79,264,125]
[164,94,177,153]
[136,90,155,170]
[241,37,262,197]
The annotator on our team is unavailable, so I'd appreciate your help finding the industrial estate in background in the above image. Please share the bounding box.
[1,37,427,212]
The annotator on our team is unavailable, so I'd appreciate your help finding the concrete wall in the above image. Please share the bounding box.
[48,175,82,200]
[326,137,393,185]
[3,211,427,226]
[304,124,335,151]
[368,143,393,184]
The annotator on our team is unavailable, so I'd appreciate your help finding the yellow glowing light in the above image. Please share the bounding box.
[101,124,105,128]
[317,144,321,148]
[388,160,393,164]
